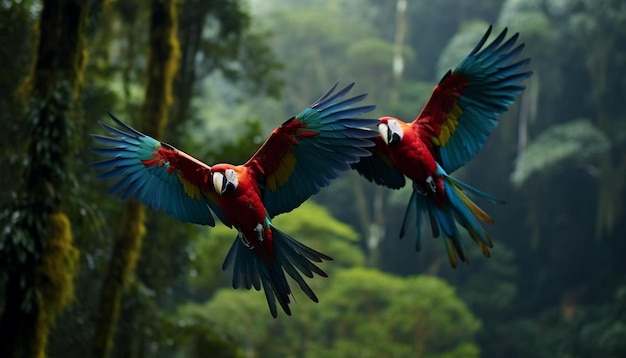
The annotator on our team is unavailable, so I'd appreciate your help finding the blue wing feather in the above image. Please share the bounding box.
[91,112,221,226]
[252,83,378,218]
[313,82,352,110]
[434,26,532,173]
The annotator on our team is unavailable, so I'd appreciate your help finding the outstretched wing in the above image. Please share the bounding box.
[414,25,532,173]
[350,135,406,189]
[245,82,377,218]
[91,112,226,226]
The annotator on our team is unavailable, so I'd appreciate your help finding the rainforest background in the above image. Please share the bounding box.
[1,0,625,357]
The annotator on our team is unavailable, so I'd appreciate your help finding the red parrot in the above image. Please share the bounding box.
[92,83,376,317]
[352,25,532,267]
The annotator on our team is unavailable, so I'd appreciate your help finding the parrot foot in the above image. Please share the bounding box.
[414,176,436,196]
[426,176,436,193]
[237,230,254,250]
[254,223,264,244]
[414,181,427,196]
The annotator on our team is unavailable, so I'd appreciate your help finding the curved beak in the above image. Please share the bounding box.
[378,123,390,144]
[389,131,401,145]
[212,172,225,195]
[378,122,402,145]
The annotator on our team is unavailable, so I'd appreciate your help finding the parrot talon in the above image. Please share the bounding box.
[237,231,254,249]
[413,181,428,196]
[254,223,264,244]
[426,176,436,193]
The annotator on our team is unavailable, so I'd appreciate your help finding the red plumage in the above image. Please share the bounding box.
[93,82,378,317]
[353,25,532,267]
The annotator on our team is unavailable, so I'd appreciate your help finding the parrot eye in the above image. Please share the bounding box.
[388,120,403,139]
[387,120,400,132]
[224,169,238,192]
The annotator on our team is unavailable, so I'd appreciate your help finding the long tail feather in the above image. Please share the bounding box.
[221,225,332,318]
[399,190,417,239]
[441,171,497,261]
[406,170,499,267]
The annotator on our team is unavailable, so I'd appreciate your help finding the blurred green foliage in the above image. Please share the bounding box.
[1,0,626,357]
[511,119,610,187]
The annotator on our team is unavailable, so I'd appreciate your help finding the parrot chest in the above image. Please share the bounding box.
[218,183,273,253]
[390,138,438,183]
[390,137,447,205]
[219,185,265,228]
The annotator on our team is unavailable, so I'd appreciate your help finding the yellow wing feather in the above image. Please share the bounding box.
[430,102,463,147]
[179,173,202,200]
[267,152,297,192]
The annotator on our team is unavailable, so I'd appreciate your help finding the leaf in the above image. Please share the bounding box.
[511,119,610,187]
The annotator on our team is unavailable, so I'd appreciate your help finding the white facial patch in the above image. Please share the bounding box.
[387,120,403,140]
[225,168,238,189]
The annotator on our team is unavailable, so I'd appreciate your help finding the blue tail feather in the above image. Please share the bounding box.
[399,189,417,239]
[221,224,331,318]
[404,169,498,267]
[443,171,503,204]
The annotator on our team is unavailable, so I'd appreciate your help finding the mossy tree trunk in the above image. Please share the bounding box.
[169,0,213,139]
[90,1,180,357]
[0,0,86,357]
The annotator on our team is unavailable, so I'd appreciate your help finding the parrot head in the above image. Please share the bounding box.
[212,166,239,195]
[378,116,403,145]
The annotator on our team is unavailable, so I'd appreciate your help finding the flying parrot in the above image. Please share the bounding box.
[352,25,532,267]
[91,83,377,317]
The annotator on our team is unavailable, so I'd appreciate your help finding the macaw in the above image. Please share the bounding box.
[91,83,376,317]
[352,25,532,267]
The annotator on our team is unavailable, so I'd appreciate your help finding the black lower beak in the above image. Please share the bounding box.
[220,175,228,195]
[389,130,401,145]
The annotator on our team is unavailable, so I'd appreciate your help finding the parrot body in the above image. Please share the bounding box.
[353,25,532,267]
[93,83,376,317]
[378,118,442,201]
[210,163,270,253]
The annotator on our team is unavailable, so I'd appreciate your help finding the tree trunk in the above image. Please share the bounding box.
[169,0,212,139]
[0,0,86,357]
[90,0,180,357]
[589,35,625,239]
[367,0,407,267]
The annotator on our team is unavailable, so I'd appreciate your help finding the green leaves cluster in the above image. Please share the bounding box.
[182,268,480,358]
[181,201,480,358]
[2,0,626,357]
[511,119,610,186]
